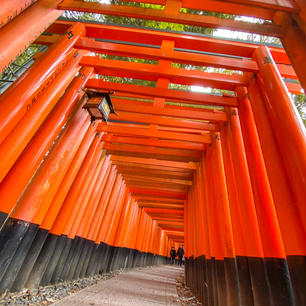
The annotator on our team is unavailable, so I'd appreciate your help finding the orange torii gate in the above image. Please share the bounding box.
[0,1,305,306]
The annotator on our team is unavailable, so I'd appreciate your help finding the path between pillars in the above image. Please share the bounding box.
[51,265,183,306]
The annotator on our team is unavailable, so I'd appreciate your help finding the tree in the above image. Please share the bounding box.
[292,93,306,126]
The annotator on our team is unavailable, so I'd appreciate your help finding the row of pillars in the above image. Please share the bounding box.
[185,46,306,306]
[0,21,170,294]
[0,2,305,304]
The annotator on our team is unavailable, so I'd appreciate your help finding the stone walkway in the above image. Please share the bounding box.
[51,265,183,306]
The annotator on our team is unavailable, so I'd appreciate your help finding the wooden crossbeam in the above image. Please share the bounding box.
[157,221,184,226]
[35,34,297,79]
[110,155,197,170]
[161,227,184,232]
[58,0,283,36]
[129,184,188,193]
[138,203,184,209]
[123,174,192,185]
[37,35,300,93]
[114,161,195,173]
[216,0,298,11]
[77,39,296,80]
[165,233,184,238]
[45,21,290,63]
[130,188,187,198]
[164,229,184,234]
[139,205,184,211]
[129,169,191,177]
[131,187,188,194]
[104,143,201,160]
[285,81,304,95]
[35,34,298,86]
[109,112,217,131]
[75,37,258,72]
[110,99,227,122]
[102,135,205,151]
[154,216,185,221]
[164,230,184,235]
[137,200,184,205]
[87,79,238,107]
[145,208,184,215]
[125,180,189,191]
[37,33,295,77]
[134,195,185,203]
[156,221,185,227]
[153,218,185,223]
[107,150,199,162]
[81,56,247,90]
[166,235,184,240]
[116,166,193,180]
[119,0,298,17]
[158,224,184,230]
[126,180,189,190]
[99,123,211,144]
[144,207,184,215]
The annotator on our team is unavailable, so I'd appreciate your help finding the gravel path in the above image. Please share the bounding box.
[1,265,201,306]
[51,265,183,306]
[176,272,203,306]
[0,272,119,306]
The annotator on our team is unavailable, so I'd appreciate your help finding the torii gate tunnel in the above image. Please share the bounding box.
[0,0,306,305]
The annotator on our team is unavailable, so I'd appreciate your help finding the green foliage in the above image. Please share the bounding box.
[292,93,306,126]
[0,45,44,90]
[0,45,42,78]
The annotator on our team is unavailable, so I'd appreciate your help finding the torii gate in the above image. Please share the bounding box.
[0,1,305,306]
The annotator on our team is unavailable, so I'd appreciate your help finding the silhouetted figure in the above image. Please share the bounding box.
[170,247,176,264]
[177,245,184,266]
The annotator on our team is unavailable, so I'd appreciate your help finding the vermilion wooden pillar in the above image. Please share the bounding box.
[0,67,93,223]
[0,102,91,292]
[129,205,142,250]
[113,192,132,247]
[67,150,106,238]
[95,174,122,244]
[50,135,102,237]
[40,123,97,231]
[104,183,128,245]
[87,165,113,241]
[0,22,85,144]
[246,81,306,306]
[92,166,117,243]
[236,83,295,306]
[219,123,255,306]
[0,0,39,29]
[238,86,306,256]
[70,154,107,239]
[211,133,240,306]
[82,159,112,240]
[10,107,91,225]
[0,0,62,73]
[253,46,306,231]
[0,54,81,183]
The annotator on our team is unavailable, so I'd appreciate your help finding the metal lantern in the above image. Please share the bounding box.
[83,89,116,122]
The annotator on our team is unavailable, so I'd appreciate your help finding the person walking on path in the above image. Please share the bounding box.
[177,245,184,266]
[170,247,176,264]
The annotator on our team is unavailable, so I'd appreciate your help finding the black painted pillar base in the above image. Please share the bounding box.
[0,217,170,295]
[287,255,306,306]
[186,255,304,306]
[0,212,8,228]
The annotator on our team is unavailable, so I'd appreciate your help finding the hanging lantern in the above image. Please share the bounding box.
[83,89,116,122]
